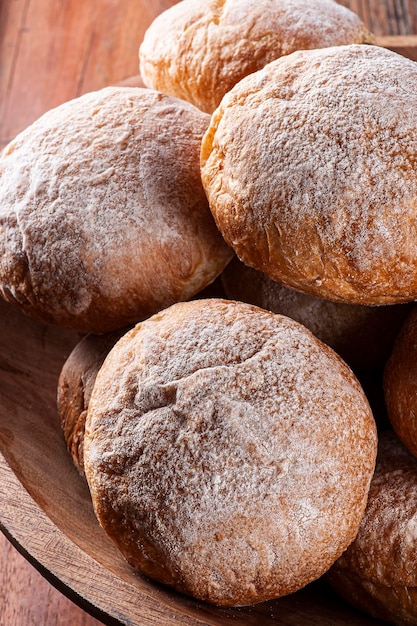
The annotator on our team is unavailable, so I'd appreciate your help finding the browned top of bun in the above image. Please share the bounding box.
[0,87,232,333]
[139,0,373,113]
[84,298,376,607]
[201,45,417,305]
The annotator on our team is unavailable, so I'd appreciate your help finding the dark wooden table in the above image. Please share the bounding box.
[0,1,417,624]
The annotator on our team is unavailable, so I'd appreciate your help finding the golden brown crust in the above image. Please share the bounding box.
[222,256,412,371]
[139,0,374,113]
[57,329,127,475]
[84,298,377,606]
[328,430,417,626]
[384,305,417,458]
[201,45,417,306]
[0,86,232,333]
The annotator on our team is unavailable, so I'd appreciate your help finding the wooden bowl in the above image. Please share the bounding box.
[0,296,385,626]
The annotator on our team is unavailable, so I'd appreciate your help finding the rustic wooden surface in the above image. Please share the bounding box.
[0,0,416,624]
[0,540,103,626]
[1,0,417,151]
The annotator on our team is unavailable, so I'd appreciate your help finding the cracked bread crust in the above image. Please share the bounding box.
[83,298,377,606]
[0,86,232,333]
[201,44,417,305]
[139,0,374,114]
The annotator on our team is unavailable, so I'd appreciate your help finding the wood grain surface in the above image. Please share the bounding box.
[1,0,417,151]
[0,540,102,626]
[0,1,417,625]
[339,0,417,35]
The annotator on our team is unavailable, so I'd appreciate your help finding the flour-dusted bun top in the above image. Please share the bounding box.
[201,44,417,305]
[0,86,232,333]
[84,298,377,606]
[139,0,373,114]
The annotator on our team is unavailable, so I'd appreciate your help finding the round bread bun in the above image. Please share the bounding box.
[327,430,417,626]
[222,256,412,372]
[57,328,128,476]
[139,0,374,114]
[201,44,417,306]
[84,298,377,607]
[384,305,417,458]
[0,86,232,333]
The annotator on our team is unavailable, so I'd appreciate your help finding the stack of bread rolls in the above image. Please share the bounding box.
[3,0,417,619]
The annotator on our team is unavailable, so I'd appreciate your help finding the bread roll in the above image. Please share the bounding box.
[84,298,377,606]
[328,430,417,626]
[222,256,412,371]
[201,44,417,305]
[139,0,374,113]
[57,329,127,475]
[384,305,417,458]
[0,86,232,333]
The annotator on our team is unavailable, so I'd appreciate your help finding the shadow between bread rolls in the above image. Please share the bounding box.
[221,256,412,374]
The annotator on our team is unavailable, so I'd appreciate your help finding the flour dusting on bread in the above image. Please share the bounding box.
[0,87,232,332]
[201,45,417,304]
[84,299,377,606]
